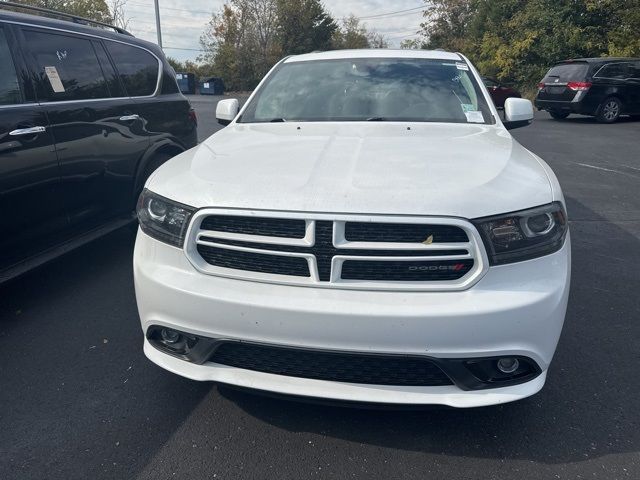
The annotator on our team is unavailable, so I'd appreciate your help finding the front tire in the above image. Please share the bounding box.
[596,97,622,123]
[548,110,570,120]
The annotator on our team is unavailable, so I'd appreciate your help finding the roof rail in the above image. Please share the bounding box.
[0,1,132,36]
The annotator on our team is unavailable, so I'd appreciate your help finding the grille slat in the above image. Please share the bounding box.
[210,343,453,386]
[345,222,469,243]
[200,215,306,238]
[196,245,310,277]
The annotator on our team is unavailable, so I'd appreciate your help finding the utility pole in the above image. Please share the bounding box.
[154,0,163,48]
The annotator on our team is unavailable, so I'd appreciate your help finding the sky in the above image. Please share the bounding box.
[121,0,426,62]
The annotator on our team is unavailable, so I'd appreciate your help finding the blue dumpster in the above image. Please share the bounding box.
[199,77,225,95]
[175,72,196,94]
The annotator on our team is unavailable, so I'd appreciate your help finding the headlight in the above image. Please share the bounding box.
[472,202,568,265]
[137,189,196,247]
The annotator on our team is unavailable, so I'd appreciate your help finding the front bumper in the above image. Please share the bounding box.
[134,230,570,407]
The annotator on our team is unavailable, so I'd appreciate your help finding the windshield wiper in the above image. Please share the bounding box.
[268,118,286,122]
[366,117,387,121]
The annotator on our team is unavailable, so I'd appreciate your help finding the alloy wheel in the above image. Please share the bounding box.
[603,100,620,121]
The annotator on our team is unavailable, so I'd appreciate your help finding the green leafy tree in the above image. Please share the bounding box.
[276,0,337,55]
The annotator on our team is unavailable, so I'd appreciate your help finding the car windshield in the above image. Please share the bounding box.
[239,58,494,124]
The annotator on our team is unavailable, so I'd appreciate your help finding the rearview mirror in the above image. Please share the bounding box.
[503,98,533,130]
[216,99,239,126]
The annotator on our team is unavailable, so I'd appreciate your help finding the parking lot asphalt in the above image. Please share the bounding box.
[1,95,639,480]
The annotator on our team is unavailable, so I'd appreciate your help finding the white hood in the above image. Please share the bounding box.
[148,122,553,219]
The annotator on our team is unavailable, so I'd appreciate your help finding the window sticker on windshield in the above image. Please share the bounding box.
[465,111,484,123]
[44,66,65,93]
[456,62,469,71]
[204,82,210,88]
[461,104,475,113]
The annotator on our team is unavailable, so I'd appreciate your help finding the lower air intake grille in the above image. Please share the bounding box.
[197,245,310,277]
[209,343,453,386]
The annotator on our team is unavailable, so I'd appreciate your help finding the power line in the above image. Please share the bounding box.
[127,1,213,15]
[358,6,424,20]
[164,46,206,52]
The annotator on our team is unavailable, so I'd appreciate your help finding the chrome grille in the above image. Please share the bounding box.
[185,209,488,291]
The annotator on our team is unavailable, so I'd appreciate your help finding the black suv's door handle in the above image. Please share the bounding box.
[9,126,46,136]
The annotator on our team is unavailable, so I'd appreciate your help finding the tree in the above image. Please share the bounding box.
[109,0,130,30]
[367,31,389,49]
[9,0,112,23]
[276,0,337,55]
[331,15,388,50]
[417,0,640,93]
[332,15,369,49]
[400,38,425,49]
[167,57,215,79]
[196,1,391,90]
[199,0,280,91]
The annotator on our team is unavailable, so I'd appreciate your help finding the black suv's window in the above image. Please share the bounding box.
[543,63,588,82]
[595,62,632,79]
[93,40,124,98]
[105,42,158,97]
[24,29,111,101]
[0,28,21,105]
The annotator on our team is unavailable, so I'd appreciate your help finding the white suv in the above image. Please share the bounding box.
[134,50,570,408]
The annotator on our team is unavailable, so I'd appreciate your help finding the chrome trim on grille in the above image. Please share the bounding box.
[184,209,489,291]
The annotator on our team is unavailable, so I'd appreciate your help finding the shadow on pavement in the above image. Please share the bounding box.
[0,228,213,480]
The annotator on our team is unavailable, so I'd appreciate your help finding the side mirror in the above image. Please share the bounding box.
[503,97,533,130]
[216,98,239,126]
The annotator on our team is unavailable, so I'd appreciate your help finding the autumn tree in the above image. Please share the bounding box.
[199,0,280,91]
[419,0,640,93]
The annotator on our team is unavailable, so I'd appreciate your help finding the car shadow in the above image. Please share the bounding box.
[216,195,640,466]
[0,228,214,480]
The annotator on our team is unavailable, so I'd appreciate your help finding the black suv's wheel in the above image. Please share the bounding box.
[597,97,622,123]
[548,110,570,120]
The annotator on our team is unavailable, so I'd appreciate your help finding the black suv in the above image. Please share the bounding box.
[535,58,640,123]
[0,6,197,282]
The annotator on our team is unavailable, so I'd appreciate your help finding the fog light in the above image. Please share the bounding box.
[160,328,181,344]
[497,357,520,374]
